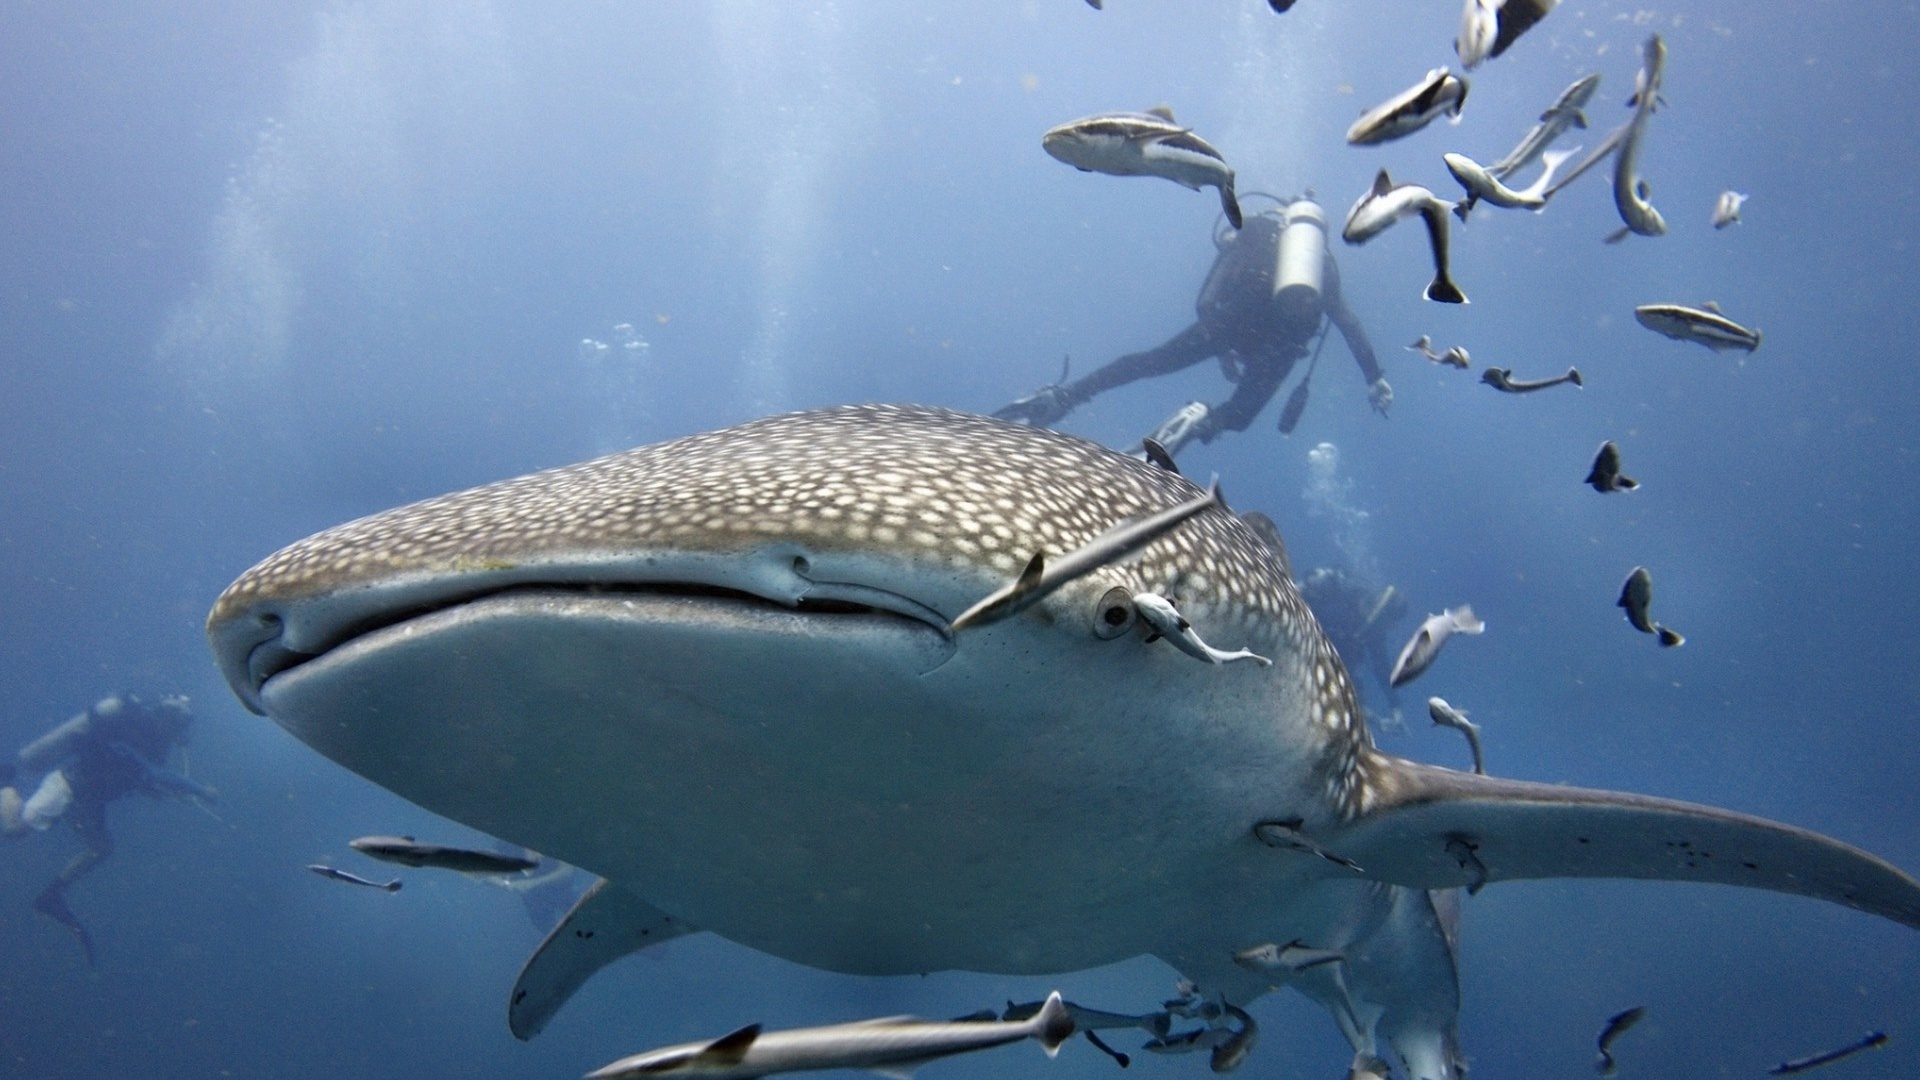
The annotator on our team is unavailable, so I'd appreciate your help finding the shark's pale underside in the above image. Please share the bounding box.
[208,405,1920,1078]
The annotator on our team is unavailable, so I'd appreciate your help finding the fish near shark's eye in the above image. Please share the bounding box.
[1091,586,1137,640]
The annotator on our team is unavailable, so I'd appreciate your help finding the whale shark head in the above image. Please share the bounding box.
[209,404,1920,1074]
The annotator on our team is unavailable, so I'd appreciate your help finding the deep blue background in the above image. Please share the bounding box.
[3,2,1916,1077]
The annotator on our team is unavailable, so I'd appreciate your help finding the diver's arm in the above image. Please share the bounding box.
[113,744,217,801]
[14,711,96,774]
[1322,259,1384,386]
[1064,322,1217,404]
[1322,256,1390,415]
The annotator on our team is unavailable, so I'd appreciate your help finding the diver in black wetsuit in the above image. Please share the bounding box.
[1,692,215,963]
[997,197,1391,454]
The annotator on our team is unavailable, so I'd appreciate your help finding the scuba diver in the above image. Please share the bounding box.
[1,692,216,964]
[1299,568,1410,725]
[997,195,1391,455]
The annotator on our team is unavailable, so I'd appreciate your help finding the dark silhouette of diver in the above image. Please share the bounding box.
[2,692,215,964]
[996,196,1391,454]
[1299,567,1409,722]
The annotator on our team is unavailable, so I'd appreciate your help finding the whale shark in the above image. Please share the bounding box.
[207,404,1920,1078]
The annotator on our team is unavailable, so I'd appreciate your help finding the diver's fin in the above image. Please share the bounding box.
[1330,756,1920,929]
[33,886,95,966]
[509,878,699,1040]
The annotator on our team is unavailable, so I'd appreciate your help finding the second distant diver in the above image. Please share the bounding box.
[996,196,1390,456]
[1,692,216,964]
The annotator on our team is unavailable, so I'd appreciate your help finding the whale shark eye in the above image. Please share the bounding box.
[1092,586,1137,640]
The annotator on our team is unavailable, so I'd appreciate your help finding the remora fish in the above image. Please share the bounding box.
[1043,107,1243,228]
[1234,940,1344,973]
[1617,566,1684,648]
[1634,301,1761,353]
[586,991,1075,1080]
[1346,68,1468,146]
[1343,170,1468,304]
[1489,72,1601,180]
[1445,147,1575,220]
[1606,35,1669,243]
[1134,591,1272,666]
[1481,366,1582,393]
[208,404,1920,1077]
[1388,605,1484,687]
[307,863,401,892]
[1585,441,1638,493]
[1426,697,1485,775]
[1594,1005,1646,1076]
[1770,1031,1889,1075]
[1408,337,1471,369]
[1712,189,1747,229]
[1456,0,1560,69]
[349,834,539,874]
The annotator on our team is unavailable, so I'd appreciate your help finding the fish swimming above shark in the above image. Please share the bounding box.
[207,404,1920,1080]
[1343,169,1468,304]
[1606,34,1669,243]
[1346,68,1468,146]
[1444,146,1575,220]
[1043,107,1243,228]
[1488,72,1600,181]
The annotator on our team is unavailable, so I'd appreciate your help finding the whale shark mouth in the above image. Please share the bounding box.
[216,558,959,715]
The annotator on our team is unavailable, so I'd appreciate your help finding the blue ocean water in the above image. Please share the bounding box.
[2,2,1916,1078]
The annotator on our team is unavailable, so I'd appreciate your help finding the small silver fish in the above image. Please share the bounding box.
[1133,592,1272,666]
[349,835,539,875]
[1233,940,1345,973]
[1445,146,1575,219]
[1585,440,1638,493]
[1770,1031,1889,1075]
[1407,337,1472,369]
[1043,107,1242,228]
[1490,72,1601,179]
[1389,605,1484,687]
[1617,567,1683,648]
[1605,35,1669,243]
[307,864,402,892]
[1209,1004,1258,1073]
[1426,696,1485,775]
[1594,1005,1646,1076]
[1346,68,1468,146]
[1634,301,1761,353]
[1343,169,1468,304]
[1712,189,1747,229]
[1481,366,1582,392]
[587,991,1075,1080]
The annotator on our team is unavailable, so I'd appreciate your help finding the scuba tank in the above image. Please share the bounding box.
[1272,198,1327,321]
[1197,212,1283,327]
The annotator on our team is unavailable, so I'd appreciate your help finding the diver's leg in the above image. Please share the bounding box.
[1,786,22,835]
[1204,348,1294,438]
[34,802,111,964]
[998,323,1219,427]
[1066,322,1218,403]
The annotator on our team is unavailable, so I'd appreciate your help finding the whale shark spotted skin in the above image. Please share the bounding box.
[207,404,1920,1076]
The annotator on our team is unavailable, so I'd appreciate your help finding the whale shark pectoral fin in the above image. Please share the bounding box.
[509,878,700,1040]
[1329,758,1920,929]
